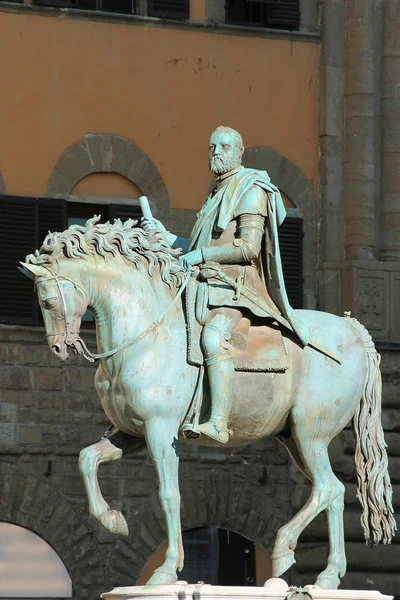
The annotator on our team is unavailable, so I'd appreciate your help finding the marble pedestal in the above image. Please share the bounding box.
[101,579,393,600]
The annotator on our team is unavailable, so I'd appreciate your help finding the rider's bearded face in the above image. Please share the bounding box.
[208,131,243,176]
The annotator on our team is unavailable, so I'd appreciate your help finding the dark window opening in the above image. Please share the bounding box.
[32,0,137,15]
[226,0,300,30]
[31,0,191,18]
[279,216,303,309]
[101,0,135,13]
[180,527,256,586]
[0,195,141,326]
[148,0,190,19]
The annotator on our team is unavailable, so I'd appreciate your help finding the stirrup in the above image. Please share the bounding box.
[181,422,201,439]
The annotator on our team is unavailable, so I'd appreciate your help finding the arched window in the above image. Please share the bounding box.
[0,523,72,598]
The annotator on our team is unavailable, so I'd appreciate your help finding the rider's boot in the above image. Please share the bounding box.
[197,356,233,444]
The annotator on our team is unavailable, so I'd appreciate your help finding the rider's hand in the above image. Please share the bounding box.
[141,217,167,235]
[179,249,203,269]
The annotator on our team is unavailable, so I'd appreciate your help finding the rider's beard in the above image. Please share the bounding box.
[209,153,241,176]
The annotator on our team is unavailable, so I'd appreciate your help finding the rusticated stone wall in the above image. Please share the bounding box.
[0,327,291,597]
[2,328,399,597]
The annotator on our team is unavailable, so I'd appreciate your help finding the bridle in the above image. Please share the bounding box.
[37,266,191,362]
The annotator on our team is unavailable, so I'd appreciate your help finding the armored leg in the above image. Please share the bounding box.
[198,308,241,444]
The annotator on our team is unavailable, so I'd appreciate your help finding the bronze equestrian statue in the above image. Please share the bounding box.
[21,127,396,589]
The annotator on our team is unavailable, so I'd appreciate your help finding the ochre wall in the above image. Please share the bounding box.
[0,12,318,209]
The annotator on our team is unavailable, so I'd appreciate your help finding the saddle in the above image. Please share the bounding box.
[184,275,289,373]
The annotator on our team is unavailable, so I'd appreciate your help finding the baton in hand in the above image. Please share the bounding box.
[139,196,153,219]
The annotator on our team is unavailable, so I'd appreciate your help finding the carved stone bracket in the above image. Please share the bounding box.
[340,261,400,341]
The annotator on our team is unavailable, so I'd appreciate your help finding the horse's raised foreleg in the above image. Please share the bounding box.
[79,432,128,537]
[145,419,183,585]
[272,435,346,589]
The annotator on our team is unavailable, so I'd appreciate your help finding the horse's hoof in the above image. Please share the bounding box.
[271,551,295,577]
[315,573,340,590]
[147,568,178,585]
[99,510,129,537]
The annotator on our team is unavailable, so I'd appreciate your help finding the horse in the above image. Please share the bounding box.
[21,216,396,590]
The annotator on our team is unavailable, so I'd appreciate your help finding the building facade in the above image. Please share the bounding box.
[0,0,397,598]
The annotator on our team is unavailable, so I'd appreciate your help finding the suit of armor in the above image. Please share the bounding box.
[142,128,309,444]
[184,166,305,443]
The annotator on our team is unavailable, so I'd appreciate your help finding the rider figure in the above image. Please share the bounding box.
[142,126,309,444]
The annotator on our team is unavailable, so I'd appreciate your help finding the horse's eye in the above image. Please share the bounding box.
[43,297,57,310]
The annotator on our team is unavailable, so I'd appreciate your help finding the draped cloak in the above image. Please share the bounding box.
[189,167,309,347]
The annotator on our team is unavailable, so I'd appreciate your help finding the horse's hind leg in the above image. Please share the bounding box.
[273,434,346,589]
[79,428,136,537]
[317,486,346,588]
[144,418,183,585]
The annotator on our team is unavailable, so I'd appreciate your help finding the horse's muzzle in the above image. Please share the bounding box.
[51,342,69,361]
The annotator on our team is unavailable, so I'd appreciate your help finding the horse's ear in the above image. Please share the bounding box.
[19,262,47,279]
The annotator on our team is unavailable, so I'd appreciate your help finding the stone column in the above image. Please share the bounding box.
[382,0,400,261]
[344,0,379,260]
[319,0,346,313]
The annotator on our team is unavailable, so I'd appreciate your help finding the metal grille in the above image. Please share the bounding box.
[0,196,142,325]
[279,216,303,309]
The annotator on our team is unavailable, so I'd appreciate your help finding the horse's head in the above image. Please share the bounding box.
[20,262,91,361]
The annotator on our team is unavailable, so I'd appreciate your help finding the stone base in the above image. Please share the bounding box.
[101,579,393,600]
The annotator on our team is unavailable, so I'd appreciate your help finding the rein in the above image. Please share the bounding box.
[38,267,191,362]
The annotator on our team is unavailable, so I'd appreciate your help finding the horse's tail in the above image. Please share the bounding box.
[349,317,397,545]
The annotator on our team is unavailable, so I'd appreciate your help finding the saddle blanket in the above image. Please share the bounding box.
[184,277,289,373]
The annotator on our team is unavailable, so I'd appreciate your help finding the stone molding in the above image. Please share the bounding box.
[46,133,170,220]
[0,461,105,599]
[243,147,318,309]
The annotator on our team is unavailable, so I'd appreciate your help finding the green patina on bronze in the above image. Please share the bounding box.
[21,127,396,589]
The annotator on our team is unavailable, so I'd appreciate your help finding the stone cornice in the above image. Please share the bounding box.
[321,260,400,271]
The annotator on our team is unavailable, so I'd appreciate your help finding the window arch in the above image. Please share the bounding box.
[243,147,318,310]
[0,523,72,598]
[45,133,170,221]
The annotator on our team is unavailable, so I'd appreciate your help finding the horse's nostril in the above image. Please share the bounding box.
[53,344,61,354]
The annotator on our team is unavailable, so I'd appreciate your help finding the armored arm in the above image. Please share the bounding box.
[141,217,190,252]
[202,213,264,264]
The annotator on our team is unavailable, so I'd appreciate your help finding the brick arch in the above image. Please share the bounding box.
[243,147,318,309]
[110,470,285,586]
[0,461,106,598]
[45,134,170,220]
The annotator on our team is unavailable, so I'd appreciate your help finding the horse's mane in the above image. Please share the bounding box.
[25,215,186,288]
